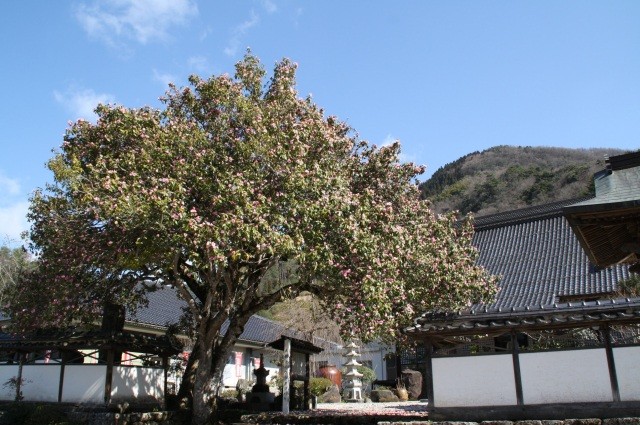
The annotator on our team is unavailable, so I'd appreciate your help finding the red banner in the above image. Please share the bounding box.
[235,352,243,377]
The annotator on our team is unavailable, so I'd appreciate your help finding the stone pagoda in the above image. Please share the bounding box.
[342,341,364,402]
[248,354,274,411]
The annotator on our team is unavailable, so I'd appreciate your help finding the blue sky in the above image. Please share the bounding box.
[1,1,639,244]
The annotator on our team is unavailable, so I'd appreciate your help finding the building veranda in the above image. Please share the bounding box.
[0,328,180,407]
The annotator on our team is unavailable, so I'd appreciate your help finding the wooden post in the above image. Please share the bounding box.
[104,349,115,404]
[282,338,291,413]
[304,353,310,409]
[424,340,434,406]
[58,355,66,403]
[511,330,524,405]
[15,352,25,402]
[602,324,621,402]
[162,355,169,408]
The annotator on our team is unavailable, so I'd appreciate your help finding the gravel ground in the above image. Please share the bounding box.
[315,401,429,415]
[240,401,430,423]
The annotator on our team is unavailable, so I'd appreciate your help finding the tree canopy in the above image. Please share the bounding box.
[9,53,496,424]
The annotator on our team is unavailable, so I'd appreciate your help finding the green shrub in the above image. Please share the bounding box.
[357,365,376,387]
[341,365,377,388]
[0,403,35,425]
[309,377,333,396]
[0,404,75,425]
[25,405,73,425]
[220,389,239,399]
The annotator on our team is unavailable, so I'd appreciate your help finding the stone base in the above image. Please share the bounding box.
[343,387,363,403]
[246,391,275,412]
[318,385,342,403]
[370,389,400,402]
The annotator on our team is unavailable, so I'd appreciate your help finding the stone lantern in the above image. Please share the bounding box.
[342,341,363,402]
[247,354,274,410]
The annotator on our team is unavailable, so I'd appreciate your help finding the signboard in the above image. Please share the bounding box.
[235,352,243,377]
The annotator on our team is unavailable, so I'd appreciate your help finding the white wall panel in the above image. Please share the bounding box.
[62,365,107,403]
[0,365,21,401]
[111,367,164,402]
[433,354,516,407]
[613,346,640,401]
[520,349,612,404]
[21,365,61,402]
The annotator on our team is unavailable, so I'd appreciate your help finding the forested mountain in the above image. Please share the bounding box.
[420,146,631,216]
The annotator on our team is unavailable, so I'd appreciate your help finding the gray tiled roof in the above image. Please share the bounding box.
[410,297,640,335]
[472,201,631,311]
[473,198,590,230]
[222,314,297,345]
[127,286,339,349]
[127,286,187,328]
[566,170,640,211]
[565,151,640,211]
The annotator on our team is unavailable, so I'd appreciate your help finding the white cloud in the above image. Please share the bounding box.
[153,69,177,87]
[187,56,211,74]
[381,134,397,147]
[0,171,29,246]
[75,0,198,47]
[54,87,116,121]
[199,26,213,42]
[379,134,416,163]
[0,201,29,244]
[262,0,277,14]
[0,170,28,245]
[293,6,303,27]
[224,10,260,57]
[0,174,20,196]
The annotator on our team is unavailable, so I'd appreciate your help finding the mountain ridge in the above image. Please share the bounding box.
[419,145,631,216]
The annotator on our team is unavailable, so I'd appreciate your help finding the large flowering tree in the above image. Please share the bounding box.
[9,54,496,424]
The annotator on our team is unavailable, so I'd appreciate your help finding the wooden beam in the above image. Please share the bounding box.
[15,352,25,402]
[104,349,114,404]
[163,355,169,409]
[602,325,621,402]
[424,340,434,406]
[304,353,310,409]
[282,338,291,414]
[58,357,66,403]
[511,331,523,405]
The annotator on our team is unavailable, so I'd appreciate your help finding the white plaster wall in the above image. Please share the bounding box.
[311,342,395,379]
[222,349,310,387]
[313,351,343,371]
[21,365,61,402]
[62,365,107,403]
[613,346,640,401]
[223,363,247,387]
[520,349,612,404]
[363,342,393,381]
[0,365,21,401]
[312,341,393,381]
[432,354,516,407]
[111,367,163,402]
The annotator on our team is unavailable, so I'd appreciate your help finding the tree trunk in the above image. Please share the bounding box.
[99,302,125,364]
[191,344,215,425]
[177,338,201,410]
[187,313,250,425]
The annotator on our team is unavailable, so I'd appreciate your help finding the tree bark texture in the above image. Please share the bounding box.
[186,312,251,425]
